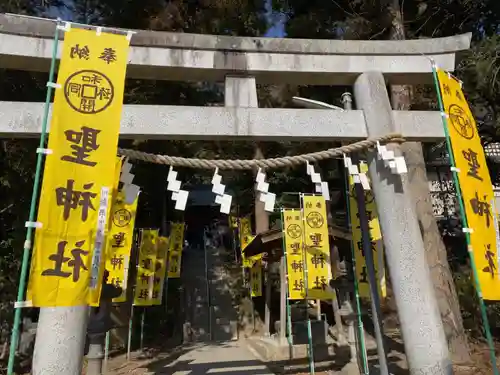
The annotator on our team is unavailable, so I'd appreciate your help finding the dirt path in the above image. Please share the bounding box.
[105,341,274,375]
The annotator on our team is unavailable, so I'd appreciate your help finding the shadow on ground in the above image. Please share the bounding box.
[141,341,271,375]
[125,340,410,375]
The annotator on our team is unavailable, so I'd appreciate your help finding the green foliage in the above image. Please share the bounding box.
[0,0,62,15]
[71,0,267,36]
[456,35,500,184]
[459,36,500,142]
[454,267,500,337]
[272,0,500,40]
[0,68,49,355]
[0,140,38,341]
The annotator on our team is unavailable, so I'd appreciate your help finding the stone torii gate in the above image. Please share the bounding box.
[0,13,472,375]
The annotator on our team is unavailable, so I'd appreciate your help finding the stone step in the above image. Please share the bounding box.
[211,309,238,321]
[209,299,235,309]
[182,244,239,343]
[211,317,238,341]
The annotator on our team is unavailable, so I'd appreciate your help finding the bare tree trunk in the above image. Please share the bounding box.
[387,1,470,363]
[0,340,8,360]
[254,145,271,336]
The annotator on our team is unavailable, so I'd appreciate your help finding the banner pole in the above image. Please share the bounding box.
[128,230,140,361]
[249,271,255,331]
[280,210,294,346]
[231,218,238,263]
[239,216,255,331]
[343,162,370,375]
[104,331,110,371]
[431,64,499,375]
[7,21,61,375]
[299,195,315,375]
[203,228,213,340]
[163,260,170,315]
[126,305,133,361]
[140,308,145,352]
[350,157,389,375]
[161,189,170,317]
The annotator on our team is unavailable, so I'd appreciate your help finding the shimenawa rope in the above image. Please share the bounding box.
[117,133,404,170]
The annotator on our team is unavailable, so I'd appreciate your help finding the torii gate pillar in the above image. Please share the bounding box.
[354,71,451,375]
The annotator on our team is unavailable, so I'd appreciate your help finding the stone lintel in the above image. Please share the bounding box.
[0,101,445,141]
[0,14,471,85]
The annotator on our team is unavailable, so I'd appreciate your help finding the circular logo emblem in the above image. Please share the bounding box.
[64,70,114,114]
[286,224,302,239]
[306,212,324,228]
[448,104,474,139]
[113,208,131,227]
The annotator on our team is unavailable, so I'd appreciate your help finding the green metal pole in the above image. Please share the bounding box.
[163,265,170,316]
[280,209,294,346]
[104,331,110,372]
[7,22,62,375]
[140,308,145,352]
[299,194,315,375]
[239,215,256,331]
[343,165,370,375]
[127,305,134,361]
[431,64,499,375]
[162,188,170,318]
[203,228,213,340]
[232,221,238,263]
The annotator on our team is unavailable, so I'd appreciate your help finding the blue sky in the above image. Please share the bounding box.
[265,20,286,37]
[264,0,286,37]
[49,0,287,37]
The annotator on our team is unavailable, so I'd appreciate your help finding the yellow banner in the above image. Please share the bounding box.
[239,216,253,250]
[229,216,239,229]
[88,156,124,306]
[28,28,130,307]
[169,222,185,253]
[242,240,258,268]
[167,222,185,278]
[105,189,139,303]
[152,236,169,305]
[26,155,122,304]
[437,68,500,300]
[133,229,158,306]
[302,195,335,300]
[250,260,263,297]
[239,216,256,267]
[348,163,386,299]
[283,209,305,300]
[167,251,183,278]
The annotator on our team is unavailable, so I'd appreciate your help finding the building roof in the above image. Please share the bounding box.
[242,225,351,261]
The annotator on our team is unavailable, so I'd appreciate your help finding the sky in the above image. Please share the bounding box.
[264,0,286,37]
[265,19,286,37]
[47,0,286,38]
[47,2,72,20]
[49,0,287,37]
